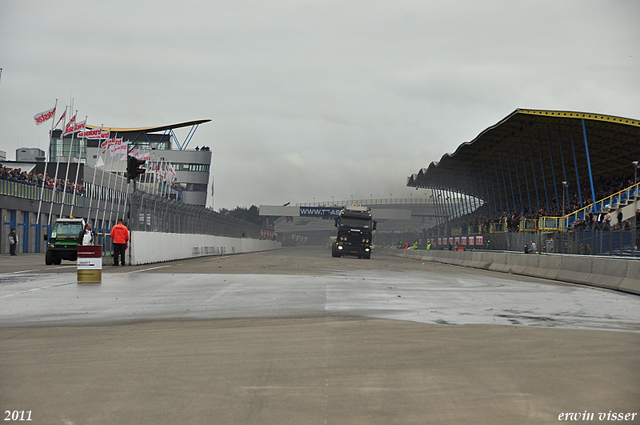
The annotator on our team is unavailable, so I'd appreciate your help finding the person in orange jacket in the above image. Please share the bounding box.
[110,218,129,266]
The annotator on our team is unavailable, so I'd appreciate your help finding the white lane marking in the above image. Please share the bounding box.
[0,282,75,299]
[124,265,171,274]
[1,265,76,275]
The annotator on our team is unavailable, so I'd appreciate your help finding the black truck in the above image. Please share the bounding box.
[331,206,376,259]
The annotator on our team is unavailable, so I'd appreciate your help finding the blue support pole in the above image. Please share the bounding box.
[445,190,454,220]
[439,189,447,224]
[537,138,550,213]
[436,189,445,225]
[442,189,450,225]
[477,170,488,216]
[557,130,571,210]
[546,134,559,213]
[512,151,524,213]
[451,190,461,219]
[432,189,440,225]
[489,163,502,214]
[568,124,583,208]
[499,156,510,213]
[504,153,516,213]
[466,174,477,213]
[478,171,488,216]
[581,118,597,210]
[431,189,439,225]
[529,144,541,212]
[482,165,493,217]
[521,147,533,213]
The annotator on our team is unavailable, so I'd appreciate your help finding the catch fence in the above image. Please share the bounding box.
[128,190,268,239]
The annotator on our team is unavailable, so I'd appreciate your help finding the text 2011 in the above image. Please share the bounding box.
[4,411,32,421]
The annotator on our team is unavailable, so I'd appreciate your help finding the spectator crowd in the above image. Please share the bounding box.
[0,163,85,195]
[436,174,639,233]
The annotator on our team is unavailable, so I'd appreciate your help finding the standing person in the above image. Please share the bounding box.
[530,240,537,254]
[617,209,623,229]
[110,218,129,266]
[8,228,18,256]
[78,223,97,246]
[604,209,611,230]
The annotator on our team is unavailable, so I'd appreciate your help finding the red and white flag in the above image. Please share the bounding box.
[78,128,110,140]
[64,114,77,136]
[64,116,86,136]
[34,106,56,125]
[53,109,66,129]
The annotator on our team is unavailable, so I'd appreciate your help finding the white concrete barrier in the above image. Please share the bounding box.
[130,231,281,265]
[386,248,640,295]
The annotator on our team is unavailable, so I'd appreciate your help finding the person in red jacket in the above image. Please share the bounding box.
[110,218,129,266]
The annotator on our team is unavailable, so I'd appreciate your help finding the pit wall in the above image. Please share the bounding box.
[383,248,640,295]
[130,231,281,265]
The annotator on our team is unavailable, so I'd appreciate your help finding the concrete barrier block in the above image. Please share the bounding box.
[537,255,562,280]
[556,256,593,285]
[488,253,509,273]
[586,257,627,290]
[620,261,640,295]
[512,253,539,276]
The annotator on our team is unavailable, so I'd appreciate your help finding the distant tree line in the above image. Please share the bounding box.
[218,205,262,225]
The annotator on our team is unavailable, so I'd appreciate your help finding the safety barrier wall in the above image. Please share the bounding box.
[130,231,281,265]
[384,248,640,295]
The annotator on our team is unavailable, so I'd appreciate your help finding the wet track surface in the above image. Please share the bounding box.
[1,247,639,425]
[1,248,639,332]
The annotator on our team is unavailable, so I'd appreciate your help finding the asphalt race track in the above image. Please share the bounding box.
[1,247,639,425]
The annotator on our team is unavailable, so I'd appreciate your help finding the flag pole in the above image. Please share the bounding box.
[117,142,131,222]
[37,99,57,230]
[70,115,87,217]
[102,136,118,235]
[48,105,67,229]
[87,125,105,226]
[60,109,77,218]
[95,133,112,238]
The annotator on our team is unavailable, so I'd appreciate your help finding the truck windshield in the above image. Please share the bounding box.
[340,218,372,229]
[52,223,83,237]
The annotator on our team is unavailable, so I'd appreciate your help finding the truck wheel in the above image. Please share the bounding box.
[53,256,62,265]
[363,254,371,259]
[45,250,53,265]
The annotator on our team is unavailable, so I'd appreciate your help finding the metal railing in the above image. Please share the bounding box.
[0,179,85,207]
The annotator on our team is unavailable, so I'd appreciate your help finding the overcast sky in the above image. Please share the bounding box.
[1,0,638,210]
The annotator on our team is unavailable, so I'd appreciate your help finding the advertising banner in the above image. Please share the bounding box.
[77,246,102,283]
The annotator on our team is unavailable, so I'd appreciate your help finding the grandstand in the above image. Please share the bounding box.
[407,109,640,256]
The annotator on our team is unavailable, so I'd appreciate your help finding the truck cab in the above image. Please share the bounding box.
[331,206,376,259]
[45,217,85,265]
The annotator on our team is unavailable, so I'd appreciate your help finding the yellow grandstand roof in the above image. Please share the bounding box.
[85,119,211,133]
[407,108,640,207]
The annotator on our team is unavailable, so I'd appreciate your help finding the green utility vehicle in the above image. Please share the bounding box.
[45,217,85,265]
